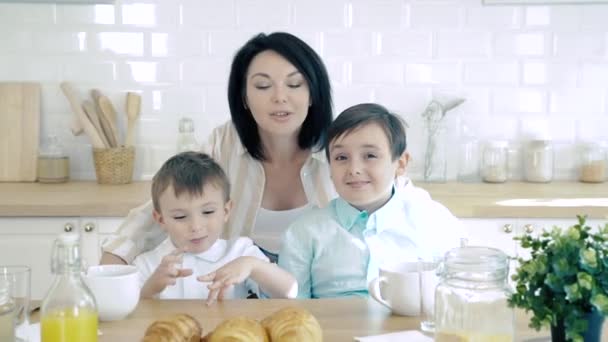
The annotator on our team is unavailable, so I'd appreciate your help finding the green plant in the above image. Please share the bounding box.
[508,215,608,342]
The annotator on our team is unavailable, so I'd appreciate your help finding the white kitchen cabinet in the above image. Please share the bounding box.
[0,217,122,300]
[460,217,607,282]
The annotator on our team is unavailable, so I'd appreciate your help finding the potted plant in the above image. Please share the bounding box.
[508,215,608,342]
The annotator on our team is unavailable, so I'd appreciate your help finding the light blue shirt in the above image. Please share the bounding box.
[278,182,465,299]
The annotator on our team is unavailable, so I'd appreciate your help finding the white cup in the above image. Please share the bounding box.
[368,262,421,316]
[83,265,140,321]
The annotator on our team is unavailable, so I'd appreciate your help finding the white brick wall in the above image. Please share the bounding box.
[1,0,607,181]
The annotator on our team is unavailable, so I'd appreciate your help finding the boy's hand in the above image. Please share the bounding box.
[197,256,258,305]
[141,247,193,298]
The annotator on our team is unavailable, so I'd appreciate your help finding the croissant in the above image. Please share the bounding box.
[208,316,270,342]
[261,307,322,342]
[142,313,202,342]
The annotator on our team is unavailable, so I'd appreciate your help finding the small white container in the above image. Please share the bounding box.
[481,140,508,183]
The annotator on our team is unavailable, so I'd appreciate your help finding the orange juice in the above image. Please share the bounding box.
[41,307,98,342]
[435,330,513,342]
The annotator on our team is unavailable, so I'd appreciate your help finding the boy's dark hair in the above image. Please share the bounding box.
[228,32,333,161]
[326,103,408,161]
[151,152,230,212]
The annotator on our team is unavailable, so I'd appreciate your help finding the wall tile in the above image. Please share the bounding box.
[351,0,405,29]
[409,3,462,29]
[436,31,491,58]
[181,0,236,28]
[405,62,461,85]
[464,62,519,85]
[553,32,605,59]
[56,4,115,25]
[465,6,520,29]
[376,31,432,58]
[236,0,290,29]
[1,1,605,181]
[492,89,546,114]
[292,0,348,28]
[522,62,577,86]
[549,89,605,115]
[494,32,547,57]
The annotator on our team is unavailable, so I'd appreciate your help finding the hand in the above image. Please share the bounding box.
[197,256,259,305]
[141,247,193,298]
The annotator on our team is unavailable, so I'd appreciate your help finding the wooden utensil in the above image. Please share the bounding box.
[94,101,119,148]
[96,94,120,144]
[60,82,84,136]
[82,100,110,148]
[125,92,141,147]
[59,86,105,149]
[0,82,40,181]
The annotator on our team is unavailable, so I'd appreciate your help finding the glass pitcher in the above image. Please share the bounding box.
[40,233,98,342]
[434,246,514,342]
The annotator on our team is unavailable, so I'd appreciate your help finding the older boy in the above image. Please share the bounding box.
[134,152,296,303]
[278,103,464,298]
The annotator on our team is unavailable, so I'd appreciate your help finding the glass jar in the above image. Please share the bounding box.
[523,139,553,183]
[177,117,200,153]
[481,140,508,183]
[434,246,514,342]
[579,142,606,183]
[38,135,70,183]
[0,280,15,342]
[41,234,98,342]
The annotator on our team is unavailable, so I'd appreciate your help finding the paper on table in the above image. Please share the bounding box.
[16,323,104,342]
[354,330,433,342]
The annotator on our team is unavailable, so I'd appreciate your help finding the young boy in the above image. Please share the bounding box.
[278,103,465,298]
[133,152,297,303]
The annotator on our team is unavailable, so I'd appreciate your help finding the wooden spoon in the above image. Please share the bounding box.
[82,100,111,148]
[96,94,120,145]
[59,82,84,136]
[125,92,141,147]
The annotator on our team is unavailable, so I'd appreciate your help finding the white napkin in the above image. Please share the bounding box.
[354,330,433,342]
[16,323,103,342]
[16,322,40,342]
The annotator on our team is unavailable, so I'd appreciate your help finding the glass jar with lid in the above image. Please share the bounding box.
[579,141,606,183]
[481,140,508,183]
[176,117,200,153]
[524,139,553,183]
[434,246,514,342]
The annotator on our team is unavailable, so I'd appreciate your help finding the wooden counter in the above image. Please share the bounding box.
[1,181,607,218]
[94,298,605,342]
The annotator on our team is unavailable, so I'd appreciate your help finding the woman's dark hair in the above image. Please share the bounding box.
[326,103,408,162]
[228,32,333,161]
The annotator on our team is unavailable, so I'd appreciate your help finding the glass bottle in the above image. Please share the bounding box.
[523,139,553,183]
[481,140,508,184]
[434,246,514,341]
[579,141,606,183]
[40,234,98,342]
[177,117,200,153]
[0,280,15,342]
[457,122,480,183]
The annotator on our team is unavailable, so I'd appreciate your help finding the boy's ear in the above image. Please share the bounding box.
[395,151,410,177]
[223,199,234,223]
[152,209,165,226]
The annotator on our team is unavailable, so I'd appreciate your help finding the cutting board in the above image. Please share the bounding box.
[0,82,41,182]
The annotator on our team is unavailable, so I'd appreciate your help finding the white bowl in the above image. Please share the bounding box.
[84,265,140,321]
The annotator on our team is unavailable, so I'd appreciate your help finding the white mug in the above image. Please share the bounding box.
[83,265,140,321]
[368,262,421,316]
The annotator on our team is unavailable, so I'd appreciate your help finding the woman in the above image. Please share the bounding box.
[101,32,336,265]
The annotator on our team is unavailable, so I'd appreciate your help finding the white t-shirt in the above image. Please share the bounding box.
[133,237,269,299]
[252,204,312,253]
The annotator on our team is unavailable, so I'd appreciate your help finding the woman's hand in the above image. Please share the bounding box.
[141,247,193,298]
[197,256,258,305]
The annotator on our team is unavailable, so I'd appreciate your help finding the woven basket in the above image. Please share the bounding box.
[92,146,135,184]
